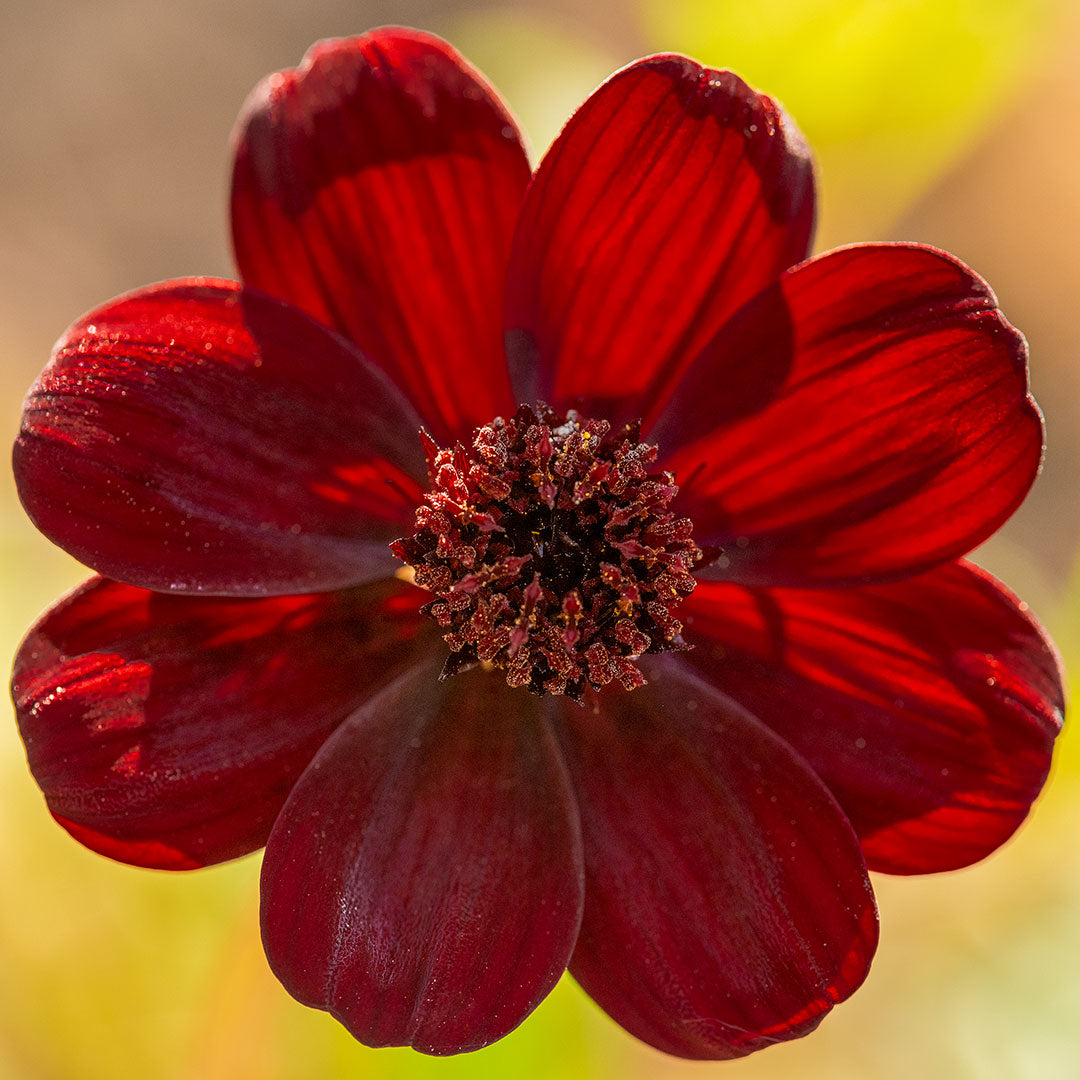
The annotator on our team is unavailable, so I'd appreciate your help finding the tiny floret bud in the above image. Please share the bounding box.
[392,404,703,700]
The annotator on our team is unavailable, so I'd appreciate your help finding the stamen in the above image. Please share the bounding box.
[392,404,702,701]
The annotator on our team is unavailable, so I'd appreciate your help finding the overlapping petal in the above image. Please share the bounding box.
[682,561,1064,873]
[12,576,431,870]
[504,55,814,421]
[232,28,531,441]
[654,244,1043,586]
[557,659,877,1059]
[14,279,428,596]
[261,664,584,1055]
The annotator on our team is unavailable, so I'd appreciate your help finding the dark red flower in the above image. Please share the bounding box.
[11,28,1064,1060]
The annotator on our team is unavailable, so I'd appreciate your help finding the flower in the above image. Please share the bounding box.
[11,26,1064,1060]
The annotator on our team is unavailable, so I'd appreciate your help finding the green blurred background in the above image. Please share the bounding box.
[2,1,1079,1076]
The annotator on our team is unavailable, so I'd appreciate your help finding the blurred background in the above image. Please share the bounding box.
[2,0,1079,1076]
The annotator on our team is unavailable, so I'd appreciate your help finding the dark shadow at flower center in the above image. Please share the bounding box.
[391,404,708,701]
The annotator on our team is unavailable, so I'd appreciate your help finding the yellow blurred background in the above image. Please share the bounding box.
[2,1,1079,1077]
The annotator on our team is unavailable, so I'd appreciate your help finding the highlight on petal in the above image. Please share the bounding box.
[261,664,584,1055]
[14,279,428,596]
[557,658,877,1060]
[12,577,432,870]
[656,243,1044,585]
[682,560,1064,873]
[504,54,814,421]
[232,28,531,442]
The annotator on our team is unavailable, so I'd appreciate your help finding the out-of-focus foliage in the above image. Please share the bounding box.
[641,0,1060,244]
[449,8,624,160]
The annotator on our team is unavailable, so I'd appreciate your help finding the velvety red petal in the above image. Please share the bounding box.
[260,664,583,1055]
[682,561,1063,873]
[504,55,814,423]
[655,244,1043,585]
[557,658,876,1060]
[14,279,428,596]
[231,29,530,442]
[11,576,432,870]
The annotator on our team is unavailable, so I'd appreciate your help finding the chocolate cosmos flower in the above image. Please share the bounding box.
[11,27,1064,1060]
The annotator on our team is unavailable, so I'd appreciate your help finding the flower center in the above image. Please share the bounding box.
[391,404,702,701]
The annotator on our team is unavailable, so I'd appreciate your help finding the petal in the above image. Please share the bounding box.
[655,244,1043,585]
[504,55,814,421]
[14,279,428,596]
[682,561,1064,874]
[261,664,584,1055]
[11,576,432,870]
[231,29,531,441]
[557,658,876,1060]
